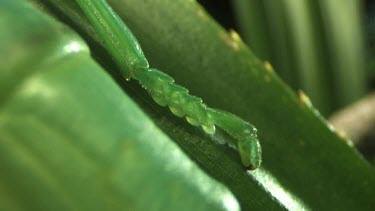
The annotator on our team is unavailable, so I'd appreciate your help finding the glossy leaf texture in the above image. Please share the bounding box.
[32,0,375,210]
[0,1,241,210]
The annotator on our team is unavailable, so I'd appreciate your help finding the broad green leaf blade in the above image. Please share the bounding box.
[35,0,375,210]
[0,1,240,210]
[33,1,287,209]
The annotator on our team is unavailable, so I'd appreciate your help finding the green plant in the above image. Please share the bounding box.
[233,0,367,113]
[74,0,261,169]
[1,0,374,210]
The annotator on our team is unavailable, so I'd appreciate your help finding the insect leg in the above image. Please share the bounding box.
[134,68,216,134]
[207,108,262,169]
[75,0,149,79]
[75,0,262,169]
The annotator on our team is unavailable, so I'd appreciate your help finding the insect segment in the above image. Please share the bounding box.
[134,68,216,134]
[75,0,148,79]
[207,108,261,169]
[75,0,262,169]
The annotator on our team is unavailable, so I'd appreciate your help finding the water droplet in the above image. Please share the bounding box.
[169,106,185,117]
[186,116,200,126]
[202,124,215,134]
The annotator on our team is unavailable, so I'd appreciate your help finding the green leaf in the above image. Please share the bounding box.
[34,0,375,210]
[232,0,367,112]
[0,1,240,210]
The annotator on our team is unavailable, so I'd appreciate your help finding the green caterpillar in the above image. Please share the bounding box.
[75,0,261,170]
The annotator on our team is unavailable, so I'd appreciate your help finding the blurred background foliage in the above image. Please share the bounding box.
[199,0,375,164]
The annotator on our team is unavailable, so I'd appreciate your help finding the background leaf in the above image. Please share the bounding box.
[233,0,367,114]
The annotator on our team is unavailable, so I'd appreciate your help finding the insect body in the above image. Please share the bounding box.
[75,0,262,169]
